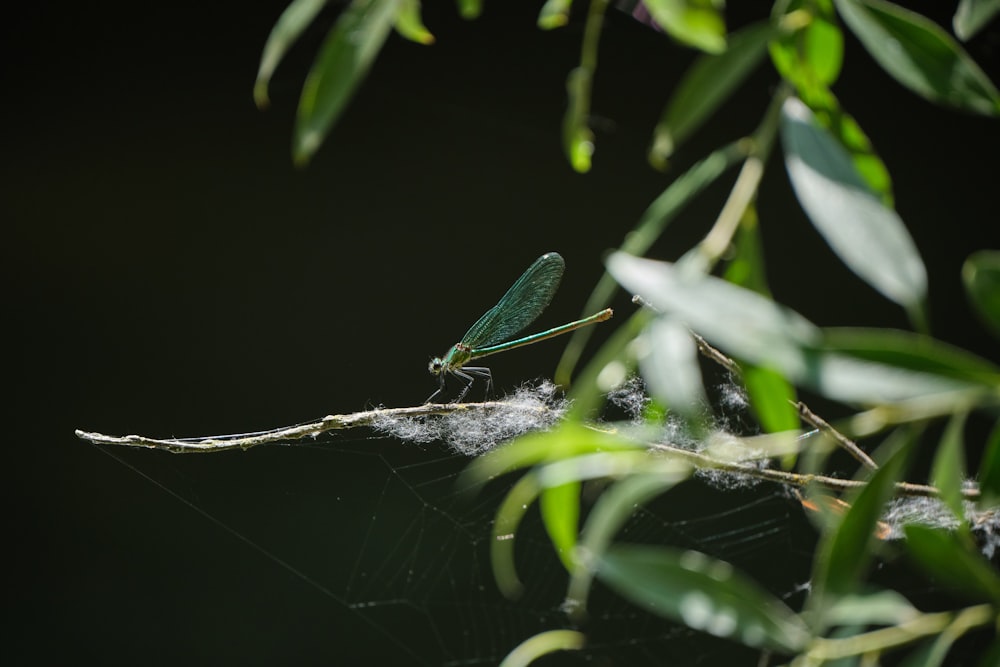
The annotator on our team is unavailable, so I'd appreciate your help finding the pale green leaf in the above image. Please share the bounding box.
[781,97,927,308]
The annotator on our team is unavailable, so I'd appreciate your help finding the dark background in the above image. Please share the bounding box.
[6,1,999,664]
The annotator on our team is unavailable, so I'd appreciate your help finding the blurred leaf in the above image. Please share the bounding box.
[723,204,771,295]
[770,3,843,90]
[744,365,800,433]
[567,471,691,617]
[539,482,581,571]
[294,0,402,166]
[564,67,595,173]
[455,0,481,19]
[394,0,435,44]
[811,433,909,607]
[930,412,968,522]
[643,0,727,54]
[803,351,973,404]
[461,422,643,489]
[963,250,1000,338]
[781,97,927,309]
[539,0,573,29]
[255,0,329,110]
[650,21,778,165]
[824,589,918,626]
[499,630,586,667]
[639,316,706,416]
[954,0,1000,41]
[597,545,810,652]
[607,253,821,376]
[822,328,1000,385]
[904,523,1000,603]
[834,0,1000,116]
[978,419,1000,506]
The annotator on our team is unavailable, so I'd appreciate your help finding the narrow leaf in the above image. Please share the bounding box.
[811,433,909,606]
[824,589,918,626]
[954,0,1000,41]
[499,630,585,667]
[539,482,581,572]
[294,0,401,165]
[255,0,329,109]
[904,523,1000,603]
[538,0,574,29]
[651,21,778,165]
[744,365,800,433]
[963,250,1000,338]
[598,545,810,652]
[781,96,927,308]
[834,0,1000,115]
[978,419,1000,506]
[931,412,968,522]
[563,67,595,173]
[822,327,1000,386]
[394,0,435,44]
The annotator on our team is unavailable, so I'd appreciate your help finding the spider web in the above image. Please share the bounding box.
[99,410,820,667]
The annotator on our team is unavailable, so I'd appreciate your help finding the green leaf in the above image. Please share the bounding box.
[744,365,800,433]
[639,316,706,416]
[538,0,573,29]
[904,523,1000,603]
[978,419,1000,506]
[539,482,581,572]
[811,433,909,607]
[723,204,771,295]
[822,328,1000,386]
[650,21,778,165]
[770,4,843,90]
[597,545,810,652]
[455,0,481,19]
[643,0,727,54]
[394,0,435,44]
[255,0,330,110]
[931,412,968,522]
[963,250,1000,338]
[780,97,927,309]
[294,0,402,166]
[563,67,595,173]
[498,630,586,667]
[567,471,691,618]
[954,0,1000,41]
[834,0,1000,116]
[824,589,918,626]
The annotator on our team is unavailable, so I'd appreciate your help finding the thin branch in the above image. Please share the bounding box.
[75,402,545,454]
[648,441,977,499]
[796,401,878,470]
[689,331,880,472]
